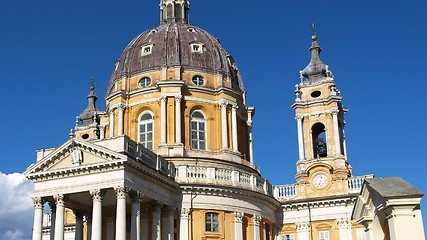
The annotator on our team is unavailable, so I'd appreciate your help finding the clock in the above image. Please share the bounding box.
[312,173,329,189]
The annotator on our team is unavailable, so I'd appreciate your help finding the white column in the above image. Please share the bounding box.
[220,102,229,150]
[90,189,105,240]
[296,115,305,160]
[54,194,65,240]
[233,211,244,240]
[115,186,128,240]
[131,193,143,240]
[296,222,310,240]
[247,123,254,163]
[161,96,167,145]
[152,204,161,240]
[179,208,190,240]
[342,129,348,157]
[109,108,115,138]
[337,218,352,240]
[118,104,125,136]
[32,197,44,240]
[332,109,341,155]
[231,104,239,152]
[175,96,182,144]
[253,215,261,240]
[74,211,84,240]
[99,125,105,140]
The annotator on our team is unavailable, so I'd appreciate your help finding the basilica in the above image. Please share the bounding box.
[24,1,425,240]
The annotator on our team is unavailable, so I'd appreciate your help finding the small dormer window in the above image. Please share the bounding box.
[190,43,203,53]
[192,75,205,86]
[139,77,151,88]
[141,45,153,56]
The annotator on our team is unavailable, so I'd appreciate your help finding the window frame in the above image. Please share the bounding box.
[138,111,154,150]
[141,44,153,56]
[190,43,204,53]
[192,75,205,86]
[319,230,330,240]
[190,110,207,150]
[138,77,151,88]
[205,212,219,233]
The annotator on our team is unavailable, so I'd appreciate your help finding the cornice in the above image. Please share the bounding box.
[291,95,342,109]
[281,194,358,211]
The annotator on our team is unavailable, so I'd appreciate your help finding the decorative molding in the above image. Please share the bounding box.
[114,186,129,199]
[90,189,106,202]
[32,196,45,209]
[233,211,244,222]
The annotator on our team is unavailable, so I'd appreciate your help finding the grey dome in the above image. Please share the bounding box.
[107,22,244,95]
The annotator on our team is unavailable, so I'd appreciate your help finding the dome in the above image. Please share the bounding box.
[107,22,244,95]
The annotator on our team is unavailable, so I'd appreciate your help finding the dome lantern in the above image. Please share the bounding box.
[160,0,190,24]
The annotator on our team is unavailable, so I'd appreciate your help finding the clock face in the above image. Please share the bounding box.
[312,174,329,189]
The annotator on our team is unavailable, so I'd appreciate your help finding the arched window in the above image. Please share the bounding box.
[139,112,154,150]
[190,110,206,150]
[175,4,182,21]
[205,212,219,232]
[167,4,173,22]
[312,122,327,158]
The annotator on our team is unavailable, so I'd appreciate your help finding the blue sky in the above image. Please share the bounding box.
[0,0,426,238]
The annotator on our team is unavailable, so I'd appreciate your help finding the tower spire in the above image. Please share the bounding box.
[160,0,190,24]
[300,25,330,83]
[79,76,99,127]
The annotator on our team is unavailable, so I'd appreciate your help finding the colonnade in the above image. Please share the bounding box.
[31,187,176,240]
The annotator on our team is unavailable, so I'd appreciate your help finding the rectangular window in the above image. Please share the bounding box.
[319,231,330,240]
[280,234,295,240]
[205,212,219,232]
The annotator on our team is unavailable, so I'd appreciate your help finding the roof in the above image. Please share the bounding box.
[107,22,244,95]
[365,177,424,198]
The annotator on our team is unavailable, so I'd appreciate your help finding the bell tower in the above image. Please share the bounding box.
[291,30,351,196]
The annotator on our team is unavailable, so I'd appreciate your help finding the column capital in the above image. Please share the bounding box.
[233,211,244,223]
[32,196,45,209]
[180,208,191,218]
[130,191,144,203]
[331,108,339,116]
[98,124,106,131]
[108,107,116,115]
[253,215,262,226]
[232,104,238,110]
[175,95,182,102]
[160,96,168,102]
[220,101,228,108]
[336,217,351,228]
[54,194,66,206]
[114,186,129,199]
[90,189,106,202]
[296,221,310,232]
[295,114,304,121]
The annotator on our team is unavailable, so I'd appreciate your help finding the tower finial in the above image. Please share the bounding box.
[90,75,96,91]
[311,23,318,41]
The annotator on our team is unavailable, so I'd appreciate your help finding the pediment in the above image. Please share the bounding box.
[24,138,125,176]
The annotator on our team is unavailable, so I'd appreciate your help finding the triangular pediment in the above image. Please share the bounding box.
[24,138,125,176]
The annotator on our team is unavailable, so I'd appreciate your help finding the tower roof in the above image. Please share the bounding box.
[79,77,98,127]
[301,32,329,83]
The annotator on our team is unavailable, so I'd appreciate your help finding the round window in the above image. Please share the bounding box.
[192,75,205,86]
[311,91,321,98]
[139,77,151,88]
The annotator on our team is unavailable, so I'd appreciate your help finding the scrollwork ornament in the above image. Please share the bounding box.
[90,189,106,202]
[234,211,244,222]
[114,186,129,199]
[253,215,262,226]
[32,196,45,209]
[54,194,66,206]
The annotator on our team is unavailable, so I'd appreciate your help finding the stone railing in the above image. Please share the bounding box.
[175,165,273,196]
[347,174,374,193]
[274,184,297,200]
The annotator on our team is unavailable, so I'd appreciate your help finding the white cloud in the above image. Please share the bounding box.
[0,172,34,240]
